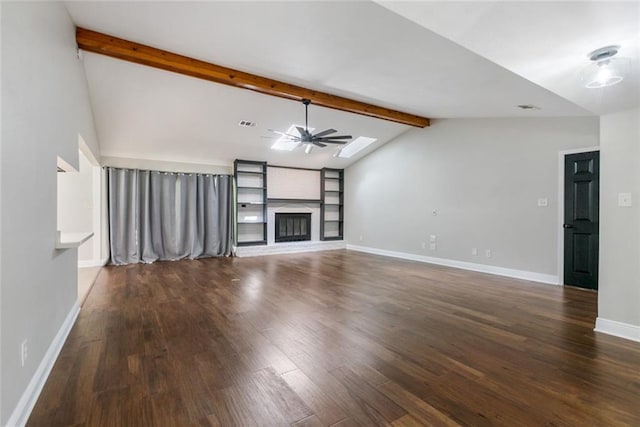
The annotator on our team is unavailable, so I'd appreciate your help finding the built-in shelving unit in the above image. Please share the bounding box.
[235,160,267,246]
[320,168,344,241]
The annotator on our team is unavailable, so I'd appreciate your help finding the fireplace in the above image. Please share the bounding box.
[275,213,311,243]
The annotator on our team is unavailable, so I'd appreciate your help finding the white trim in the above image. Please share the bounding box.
[55,231,93,249]
[236,240,346,257]
[91,165,101,263]
[595,317,640,343]
[77,258,105,268]
[347,244,559,285]
[56,155,77,173]
[6,302,80,427]
[557,146,600,285]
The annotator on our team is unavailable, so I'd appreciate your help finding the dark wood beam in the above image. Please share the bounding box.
[76,27,430,128]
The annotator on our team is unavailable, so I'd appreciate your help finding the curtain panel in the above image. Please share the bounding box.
[107,168,232,265]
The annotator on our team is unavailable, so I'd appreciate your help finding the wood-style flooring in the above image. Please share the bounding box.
[28,250,640,426]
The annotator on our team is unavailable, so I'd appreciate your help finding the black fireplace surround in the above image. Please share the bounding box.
[275,213,311,243]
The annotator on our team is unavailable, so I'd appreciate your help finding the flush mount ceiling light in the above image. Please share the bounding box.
[582,45,625,89]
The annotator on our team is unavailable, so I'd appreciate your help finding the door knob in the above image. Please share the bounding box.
[563,224,574,229]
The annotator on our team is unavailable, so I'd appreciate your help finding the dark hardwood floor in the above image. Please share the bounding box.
[28,250,640,426]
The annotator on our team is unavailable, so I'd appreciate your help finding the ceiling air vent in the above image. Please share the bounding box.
[238,120,257,128]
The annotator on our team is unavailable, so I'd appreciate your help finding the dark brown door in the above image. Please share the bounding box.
[564,151,599,290]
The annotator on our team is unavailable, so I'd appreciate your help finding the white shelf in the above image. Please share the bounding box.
[56,231,94,249]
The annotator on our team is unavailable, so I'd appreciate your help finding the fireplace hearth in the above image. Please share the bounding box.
[275,213,311,243]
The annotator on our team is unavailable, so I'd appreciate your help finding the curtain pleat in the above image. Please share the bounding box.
[107,167,232,265]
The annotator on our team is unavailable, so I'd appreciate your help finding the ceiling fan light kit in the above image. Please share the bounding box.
[270,99,352,153]
[582,45,626,89]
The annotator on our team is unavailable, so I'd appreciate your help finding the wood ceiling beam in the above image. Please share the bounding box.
[76,27,430,128]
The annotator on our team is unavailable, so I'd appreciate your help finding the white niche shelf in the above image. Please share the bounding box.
[56,231,94,249]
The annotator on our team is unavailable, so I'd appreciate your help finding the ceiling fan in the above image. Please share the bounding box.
[269,99,352,153]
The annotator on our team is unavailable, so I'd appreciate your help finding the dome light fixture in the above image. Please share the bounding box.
[583,45,625,89]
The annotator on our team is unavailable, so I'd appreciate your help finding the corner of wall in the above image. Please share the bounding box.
[595,317,640,343]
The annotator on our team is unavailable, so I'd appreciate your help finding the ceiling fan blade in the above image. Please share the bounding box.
[295,126,307,137]
[314,136,352,142]
[313,129,337,138]
[312,142,327,147]
[268,129,300,139]
[320,140,349,145]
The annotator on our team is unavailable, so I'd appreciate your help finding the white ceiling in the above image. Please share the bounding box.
[65,1,628,169]
[82,52,408,169]
[378,1,640,116]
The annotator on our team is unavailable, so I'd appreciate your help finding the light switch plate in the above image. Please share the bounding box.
[618,193,632,207]
[429,235,437,242]
[537,198,548,207]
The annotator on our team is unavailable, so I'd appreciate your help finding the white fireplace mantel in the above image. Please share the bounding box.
[235,200,345,257]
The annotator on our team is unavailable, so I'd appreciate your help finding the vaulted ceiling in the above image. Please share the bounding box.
[65,1,639,169]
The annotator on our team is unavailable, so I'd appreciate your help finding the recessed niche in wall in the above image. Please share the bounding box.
[56,152,94,249]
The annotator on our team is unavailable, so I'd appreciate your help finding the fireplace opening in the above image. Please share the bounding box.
[275,213,311,243]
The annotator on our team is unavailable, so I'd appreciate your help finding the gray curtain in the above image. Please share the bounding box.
[108,168,232,265]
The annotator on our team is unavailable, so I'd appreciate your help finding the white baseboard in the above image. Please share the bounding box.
[346,244,559,285]
[595,317,640,343]
[6,302,81,427]
[236,240,346,257]
[77,259,100,268]
[78,257,109,268]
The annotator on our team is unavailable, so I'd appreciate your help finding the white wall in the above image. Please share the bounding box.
[1,2,101,424]
[597,108,640,339]
[267,167,320,200]
[345,117,599,279]
[103,155,231,175]
[0,3,4,421]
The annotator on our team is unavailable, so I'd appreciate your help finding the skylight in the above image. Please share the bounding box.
[338,136,377,158]
[270,125,315,151]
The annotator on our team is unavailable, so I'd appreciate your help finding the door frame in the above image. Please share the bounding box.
[557,146,600,286]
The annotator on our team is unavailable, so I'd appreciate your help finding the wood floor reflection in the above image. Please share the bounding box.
[27,250,640,426]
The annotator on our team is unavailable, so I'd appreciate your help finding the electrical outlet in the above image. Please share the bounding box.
[432,209,438,216]
[485,249,492,258]
[471,248,478,256]
[430,235,437,242]
[21,339,28,367]
[429,243,437,250]
[421,242,426,249]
